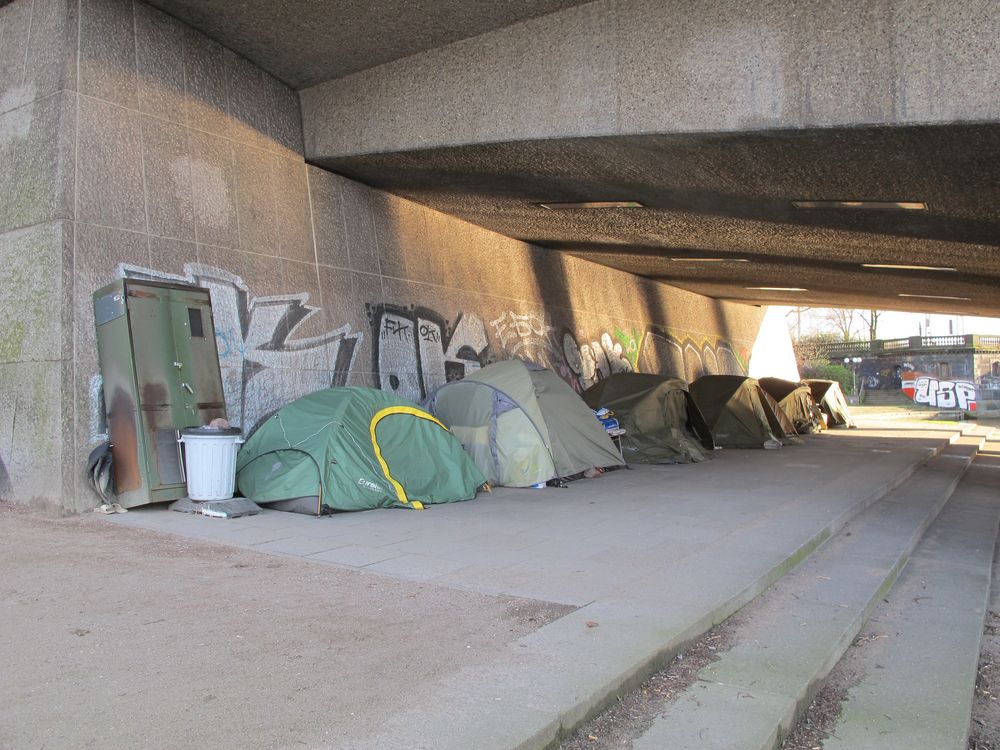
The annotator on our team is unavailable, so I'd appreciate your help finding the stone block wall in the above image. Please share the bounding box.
[0,0,768,513]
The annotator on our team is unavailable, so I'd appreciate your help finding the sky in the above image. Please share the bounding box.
[774,306,1000,340]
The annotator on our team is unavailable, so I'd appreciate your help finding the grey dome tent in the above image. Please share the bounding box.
[758,377,823,434]
[424,359,624,487]
[581,373,715,464]
[805,379,856,428]
[689,375,790,449]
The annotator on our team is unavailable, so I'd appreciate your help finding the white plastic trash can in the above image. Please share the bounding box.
[178,427,244,501]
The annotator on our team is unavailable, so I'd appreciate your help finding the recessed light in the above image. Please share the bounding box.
[791,201,927,211]
[898,293,971,301]
[669,257,750,263]
[862,263,956,272]
[744,286,808,292]
[537,201,643,210]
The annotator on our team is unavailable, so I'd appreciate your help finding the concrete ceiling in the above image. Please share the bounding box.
[144,0,591,88]
[317,124,1000,316]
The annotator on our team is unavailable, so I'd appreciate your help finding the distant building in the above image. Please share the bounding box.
[823,335,1000,411]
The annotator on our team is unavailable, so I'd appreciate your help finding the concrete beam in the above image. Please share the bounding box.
[301,0,1000,159]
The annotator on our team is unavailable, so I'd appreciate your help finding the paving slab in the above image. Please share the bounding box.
[630,443,976,750]
[823,461,1000,750]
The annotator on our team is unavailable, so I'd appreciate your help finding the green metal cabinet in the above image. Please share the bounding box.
[94,279,227,507]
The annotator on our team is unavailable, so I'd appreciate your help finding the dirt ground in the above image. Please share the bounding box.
[0,503,570,750]
[558,618,741,749]
[778,635,865,750]
[970,613,1000,748]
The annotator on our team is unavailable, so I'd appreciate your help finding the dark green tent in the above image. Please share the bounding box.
[581,373,715,464]
[758,377,823,434]
[689,375,788,449]
[235,387,486,514]
[805,379,856,428]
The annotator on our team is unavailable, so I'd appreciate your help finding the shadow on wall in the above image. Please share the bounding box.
[0,454,11,500]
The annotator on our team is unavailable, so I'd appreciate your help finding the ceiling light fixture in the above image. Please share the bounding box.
[537,201,643,210]
[791,201,927,211]
[669,257,750,263]
[897,293,971,301]
[744,286,808,292]
[862,263,957,272]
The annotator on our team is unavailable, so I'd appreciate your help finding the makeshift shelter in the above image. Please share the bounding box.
[689,375,789,449]
[424,359,624,487]
[759,377,824,434]
[805,379,857,428]
[235,387,486,514]
[581,373,715,464]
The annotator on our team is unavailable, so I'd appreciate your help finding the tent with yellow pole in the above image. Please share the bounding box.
[235,387,486,515]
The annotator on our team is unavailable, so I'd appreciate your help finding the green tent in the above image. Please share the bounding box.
[689,375,788,449]
[805,379,856,428]
[581,373,715,464]
[424,359,624,487]
[235,387,486,514]
[759,377,823,434]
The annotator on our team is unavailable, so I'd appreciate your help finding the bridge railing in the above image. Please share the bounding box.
[819,334,1000,359]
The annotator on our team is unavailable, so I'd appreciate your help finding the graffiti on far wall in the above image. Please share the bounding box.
[902,375,977,411]
[368,304,747,400]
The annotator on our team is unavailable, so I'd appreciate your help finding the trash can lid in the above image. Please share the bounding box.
[181,426,243,436]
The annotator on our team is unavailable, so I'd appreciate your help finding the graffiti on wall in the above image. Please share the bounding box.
[88,267,751,440]
[113,263,362,432]
[368,304,747,399]
[368,304,491,400]
[902,375,977,411]
[638,328,747,383]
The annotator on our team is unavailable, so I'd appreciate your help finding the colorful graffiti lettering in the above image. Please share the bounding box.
[614,328,641,370]
[903,375,977,410]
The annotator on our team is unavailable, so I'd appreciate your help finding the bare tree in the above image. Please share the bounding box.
[859,309,881,342]
[784,306,812,342]
[821,308,859,342]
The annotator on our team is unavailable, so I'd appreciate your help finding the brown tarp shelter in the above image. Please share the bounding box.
[689,375,791,449]
[581,373,715,464]
[758,377,823,434]
[805,379,857,428]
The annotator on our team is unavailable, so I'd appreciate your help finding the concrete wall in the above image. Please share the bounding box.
[302,0,1000,158]
[0,0,766,513]
[0,0,78,510]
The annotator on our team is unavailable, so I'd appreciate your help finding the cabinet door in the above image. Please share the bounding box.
[127,286,178,410]
[168,289,226,420]
[126,285,186,491]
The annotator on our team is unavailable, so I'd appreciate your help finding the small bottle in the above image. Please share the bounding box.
[530,482,545,489]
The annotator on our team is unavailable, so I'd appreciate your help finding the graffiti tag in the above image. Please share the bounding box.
[369,304,491,401]
[903,376,977,411]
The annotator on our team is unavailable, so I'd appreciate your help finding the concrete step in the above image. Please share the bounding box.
[820,458,1000,750]
[629,441,980,750]
[862,390,918,406]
